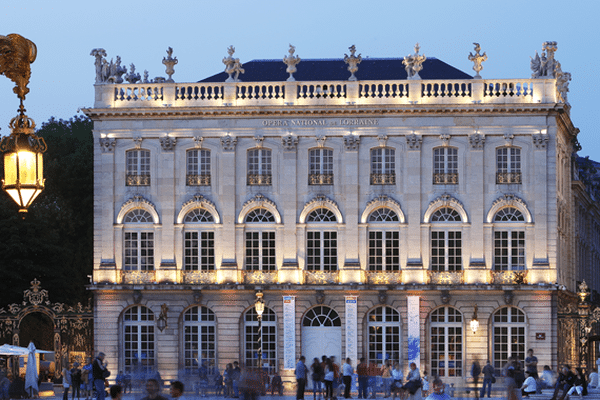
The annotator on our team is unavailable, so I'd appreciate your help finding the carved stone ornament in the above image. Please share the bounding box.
[99,137,116,153]
[193,290,203,304]
[503,132,514,146]
[160,136,177,151]
[491,194,528,214]
[555,61,572,105]
[406,133,422,150]
[254,134,264,148]
[94,54,127,84]
[182,194,216,214]
[133,290,143,304]
[344,135,360,151]
[504,290,514,305]
[378,290,387,305]
[220,135,237,151]
[283,44,301,82]
[124,63,141,83]
[532,133,549,149]
[222,46,245,82]
[133,136,143,149]
[469,133,485,149]
[377,134,388,147]
[440,133,451,146]
[242,193,277,211]
[194,136,204,148]
[316,290,325,304]
[530,41,558,79]
[316,135,326,147]
[90,48,107,84]
[441,290,451,304]
[282,135,298,151]
[344,45,362,81]
[122,194,158,218]
[468,43,488,79]
[162,47,178,83]
[402,43,426,80]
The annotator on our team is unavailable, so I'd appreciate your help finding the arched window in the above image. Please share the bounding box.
[303,306,341,327]
[309,148,334,185]
[126,149,150,186]
[186,149,211,186]
[430,208,462,271]
[493,208,525,271]
[430,307,463,377]
[122,305,155,374]
[307,208,337,222]
[368,208,400,271]
[183,208,215,271]
[246,208,275,223]
[492,307,526,374]
[184,208,214,223]
[123,210,154,271]
[496,147,522,184]
[433,147,458,184]
[183,306,216,374]
[247,148,272,186]
[306,208,338,271]
[244,208,276,271]
[367,306,400,364]
[370,148,396,185]
[244,306,277,371]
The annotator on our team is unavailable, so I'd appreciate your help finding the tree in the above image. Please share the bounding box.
[0,115,93,306]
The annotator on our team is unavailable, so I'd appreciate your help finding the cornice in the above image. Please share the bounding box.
[81,103,565,121]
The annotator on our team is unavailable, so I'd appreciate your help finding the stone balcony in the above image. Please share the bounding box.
[93,78,558,110]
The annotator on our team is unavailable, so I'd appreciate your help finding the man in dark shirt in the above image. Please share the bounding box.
[357,358,368,399]
[141,379,167,400]
[92,353,109,400]
[524,350,538,379]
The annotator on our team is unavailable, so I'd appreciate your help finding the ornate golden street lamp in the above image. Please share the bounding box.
[0,34,46,216]
[255,292,265,368]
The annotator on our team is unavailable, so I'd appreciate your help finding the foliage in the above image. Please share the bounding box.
[0,115,93,306]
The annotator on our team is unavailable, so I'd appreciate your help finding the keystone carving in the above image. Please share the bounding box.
[160,136,177,151]
[532,134,549,149]
[468,133,485,149]
[99,137,116,153]
[220,135,237,151]
[344,135,360,151]
[282,135,298,151]
[406,133,422,150]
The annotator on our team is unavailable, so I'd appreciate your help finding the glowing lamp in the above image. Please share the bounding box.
[255,292,265,317]
[470,304,479,334]
[0,110,46,215]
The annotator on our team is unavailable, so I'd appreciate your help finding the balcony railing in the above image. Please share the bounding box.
[428,271,464,285]
[371,173,396,185]
[433,173,458,185]
[491,270,528,284]
[186,174,211,186]
[95,78,557,110]
[496,172,522,184]
[305,271,339,284]
[366,271,402,284]
[309,173,334,185]
[247,174,272,186]
[182,271,218,284]
[244,271,278,284]
[126,174,150,186]
[120,270,155,284]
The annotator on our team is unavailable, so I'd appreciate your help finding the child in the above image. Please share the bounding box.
[421,371,429,398]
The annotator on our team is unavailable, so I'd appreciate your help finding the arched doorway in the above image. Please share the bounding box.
[302,306,342,388]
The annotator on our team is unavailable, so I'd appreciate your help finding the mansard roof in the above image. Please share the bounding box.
[199,57,472,82]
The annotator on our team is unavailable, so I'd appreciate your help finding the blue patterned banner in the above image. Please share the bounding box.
[283,295,296,370]
[345,296,358,363]
[407,296,420,370]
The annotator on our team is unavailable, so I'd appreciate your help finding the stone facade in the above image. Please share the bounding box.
[83,44,584,386]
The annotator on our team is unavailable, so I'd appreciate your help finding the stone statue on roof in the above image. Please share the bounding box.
[283,44,301,81]
[468,43,487,79]
[223,45,244,82]
[555,61,572,106]
[403,43,426,80]
[344,45,362,81]
[531,41,559,78]
[162,47,178,83]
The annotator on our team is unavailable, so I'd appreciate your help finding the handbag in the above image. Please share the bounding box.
[491,376,496,384]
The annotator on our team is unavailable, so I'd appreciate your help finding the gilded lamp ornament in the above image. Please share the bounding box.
[0,34,46,215]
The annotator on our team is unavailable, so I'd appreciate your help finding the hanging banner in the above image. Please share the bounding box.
[283,295,296,370]
[345,296,358,363]
[407,295,420,370]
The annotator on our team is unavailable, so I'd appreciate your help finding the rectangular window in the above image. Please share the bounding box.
[245,232,276,271]
[433,147,458,184]
[186,149,211,186]
[126,150,151,186]
[494,231,525,270]
[496,147,522,184]
[184,231,215,270]
[247,149,272,185]
[306,231,337,271]
[309,148,334,185]
[431,231,462,271]
[368,231,400,271]
[370,148,396,185]
[124,232,154,270]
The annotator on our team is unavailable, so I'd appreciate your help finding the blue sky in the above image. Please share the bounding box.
[1,0,598,158]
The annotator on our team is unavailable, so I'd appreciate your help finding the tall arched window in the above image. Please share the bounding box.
[122,305,155,374]
[183,208,215,271]
[492,307,526,374]
[368,208,400,271]
[493,207,525,270]
[183,306,216,374]
[430,208,462,271]
[245,208,276,271]
[123,209,154,271]
[430,306,463,377]
[306,208,338,271]
[244,306,277,371]
[303,306,342,327]
[367,306,400,364]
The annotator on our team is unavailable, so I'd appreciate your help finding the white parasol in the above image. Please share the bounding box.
[24,342,38,398]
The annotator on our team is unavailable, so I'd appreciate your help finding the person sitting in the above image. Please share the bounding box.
[566,368,586,400]
[390,363,403,400]
[400,363,421,399]
[270,371,283,396]
[589,367,599,389]
[521,371,537,397]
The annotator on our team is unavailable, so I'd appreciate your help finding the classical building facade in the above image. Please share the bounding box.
[83,42,584,386]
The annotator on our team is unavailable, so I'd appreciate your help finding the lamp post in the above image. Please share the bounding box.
[0,34,46,216]
[255,292,265,368]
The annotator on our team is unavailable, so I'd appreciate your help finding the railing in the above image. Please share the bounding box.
[187,174,211,186]
[126,174,150,186]
[120,270,155,284]
[496,172,522,184]
[247,174,272,186]
[96,78,557,109]
[244,271,278,284]
[305,271,339,284]
[433,173,458,185]
[490,270,528,284]
[428,271,464,285]
[371,173,396,185]
[309,174,334,185]
[366,271,402,284]
[182,271,218,284]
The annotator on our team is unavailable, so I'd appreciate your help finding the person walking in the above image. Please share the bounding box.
[312,357,324,400]
[471,361,481,399]
[92,352,109,400]
[296,356,309,400]
[324,359,335,400]
[357,358,368,399]
[480,360,494,398]
[342,358,354,399]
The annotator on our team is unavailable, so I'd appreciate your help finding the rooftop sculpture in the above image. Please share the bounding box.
[467,43,487,79]
[343,45,362,81]
[283,44,301,82]
[222,46,244,82]
[162,47,178,83]
[403,43,426,80]
[530,41,559,78]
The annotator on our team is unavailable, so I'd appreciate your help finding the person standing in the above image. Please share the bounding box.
[357,359,368,399]
[312,357,324,400]
[71,363,82,400]
[296,356,309,400]
[381,361,392,399]
[480,360,494,398]
[324,359,335,400]
[62,367,71,400]
[342,358,353,399]
[525,349,538,379]
[170,381,187,400]
[471,361,481,399]
[140,379,167,400]
[92,352,109,400]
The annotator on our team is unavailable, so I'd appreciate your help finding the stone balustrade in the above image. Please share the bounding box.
[94,78,557,109]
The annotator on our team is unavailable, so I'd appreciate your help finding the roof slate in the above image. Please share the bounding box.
[199,57,473,82]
